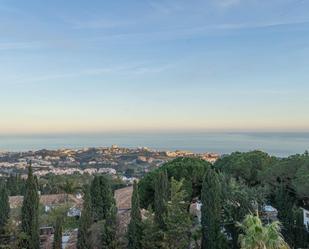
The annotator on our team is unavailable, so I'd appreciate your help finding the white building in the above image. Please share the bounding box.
[301,208,309,230]
[67,207,81,217]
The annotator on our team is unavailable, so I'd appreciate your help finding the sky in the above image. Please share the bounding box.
[0,0,309,134]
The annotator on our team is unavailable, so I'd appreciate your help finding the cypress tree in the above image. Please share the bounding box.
[201,168,223,249]
[127,181,142,249]
[0,186,10,234]
[91,175,114,221]
[164,178,191,249]
[77,185,92,249]
[53,216,62,249]
[0,185,10,247]
[102,203,118,249]
[20,163,40,249]
[154,170,169,229]
[292,208,309,249]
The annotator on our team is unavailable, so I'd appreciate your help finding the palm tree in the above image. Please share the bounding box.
[238,214,290,249]
[60,179,80,202]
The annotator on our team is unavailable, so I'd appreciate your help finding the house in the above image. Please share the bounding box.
[190,199,202,223]
[261,205,278,222]
[40,226,54,236]
[301,207,309,230]
[67,207,81,217]
[44,205,52,213]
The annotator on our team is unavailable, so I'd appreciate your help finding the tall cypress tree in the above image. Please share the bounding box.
[0,186,10,234]
[20,163,40,249]
[201,168,223,249]
[77,185,92,249]
[91,175,114,221]
[154,170,169,229]
[53,216,62,249]
[164,178,191,249]
[102,203,118,249]
[0,185,10,247]
[127,181,142,249]
[292,208,309,249]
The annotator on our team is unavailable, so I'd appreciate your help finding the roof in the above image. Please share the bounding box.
[263,205,278,213]
[114,186,133,210]
[9,194,83,209]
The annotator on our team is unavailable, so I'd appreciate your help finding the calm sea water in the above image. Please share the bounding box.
[0,132,308,157]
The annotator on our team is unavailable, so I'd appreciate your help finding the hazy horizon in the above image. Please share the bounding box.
[1,131,309,157]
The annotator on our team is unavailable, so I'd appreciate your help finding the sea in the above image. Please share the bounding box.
[0,132,308,157]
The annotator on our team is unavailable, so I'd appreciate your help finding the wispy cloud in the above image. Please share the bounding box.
[1,63,172,86]
[215,0,242,8]
[0,41,43,50]
[66,17,133,29]
[147,0,186,15]
[85,19,309,45]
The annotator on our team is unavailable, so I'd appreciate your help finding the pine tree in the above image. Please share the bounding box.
[77,185,92,249]
[20,163,40,249]
[127,181,142,249]
[154,170,169,229]
[141,210,166,249]
[102,203,118,249]
[164,177,191,249]
[53,216,63,249]
[0,186,10,234]
[201,168,223,249]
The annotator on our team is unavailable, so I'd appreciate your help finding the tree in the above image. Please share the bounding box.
[90,175,114,221]
[139,157,211,208]
[201,168,224,249]
[60,178,80,202]
[222,175,267,249]
[0,185,10,247]
[127,181,142,249]
[6,174,26,196]
[272,184,295,247]
[141,210,166,249]
[20,164,40,249]
[292,161,309,199]
[77,185,92,249]
[101,204,118,249]
[215,151,275,186]
[154,170,169,229]
[53,216,63,249]
[0,186,10,234]
[291,208,309,249]
[238,214,290,249]
[164,178,191,249]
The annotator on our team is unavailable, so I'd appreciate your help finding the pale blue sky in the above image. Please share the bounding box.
[1,0,309,134]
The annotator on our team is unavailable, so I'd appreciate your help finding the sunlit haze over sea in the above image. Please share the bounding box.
[0,132,308,157]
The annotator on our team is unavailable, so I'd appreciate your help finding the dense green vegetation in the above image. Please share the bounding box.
[139,157,211,208]
[1,150,309,248]
[137,177,192,249]
[137,151,309,249]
